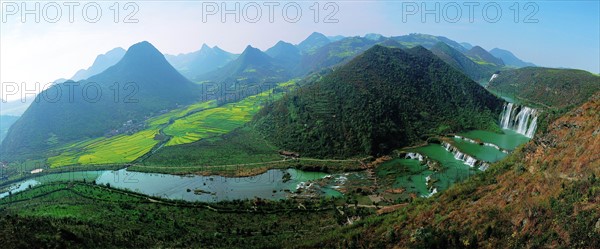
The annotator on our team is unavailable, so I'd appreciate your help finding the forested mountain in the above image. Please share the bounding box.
[70,47,126,81]
[165,44,237,80]
[490,48,536,68]
[254,45,504,158]
[1,41,199,160]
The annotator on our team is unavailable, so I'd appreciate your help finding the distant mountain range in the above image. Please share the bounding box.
[430,42,497,81]
[195,45,290,87]
[1,42,200,159]
[465,46,505,66]
[70,48,127,81]
[165,44,237,81]
[490,48,536,68]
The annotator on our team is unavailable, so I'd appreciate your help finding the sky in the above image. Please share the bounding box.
[1,0,599,102]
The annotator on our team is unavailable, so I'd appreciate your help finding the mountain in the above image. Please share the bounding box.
[490,48,536,68]
[364,33,383,41]
[312,91,600,248]
[327,35,346,42]
[165,44,237,80]
[196,45,290,86]
[392,33,467,52]
[296,32,331,54]
[70,47,126,81]
[430,42,498,81]
[296,36,379,76]
[460,42,474,50]
[265,41,302,70]
[254,45,504,158]
[1,41,199,160]
[465,46,505,66]
[487,67,600,110]
[0,115,19,143]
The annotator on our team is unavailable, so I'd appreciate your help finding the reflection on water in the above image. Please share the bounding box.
[0,168,341,202]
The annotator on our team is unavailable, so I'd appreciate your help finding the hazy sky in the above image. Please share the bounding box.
[1,1,599,101]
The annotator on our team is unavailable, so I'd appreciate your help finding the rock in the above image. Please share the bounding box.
[595,218,600,233]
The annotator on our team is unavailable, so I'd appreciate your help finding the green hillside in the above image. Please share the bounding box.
[487,67,600,110]
[254,45,504,158]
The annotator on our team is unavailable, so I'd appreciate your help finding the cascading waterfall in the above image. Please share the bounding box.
[499,102,539,138]
[442,142,482,168]
[454,135,510,153]
[405,152,424,161]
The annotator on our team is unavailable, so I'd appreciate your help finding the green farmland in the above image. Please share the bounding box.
[46,81,297,167]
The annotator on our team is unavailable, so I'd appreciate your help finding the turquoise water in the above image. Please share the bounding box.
[458,129,531,151]
[450,137,507,162]
[377,158,432,196]
[410,144,477,192]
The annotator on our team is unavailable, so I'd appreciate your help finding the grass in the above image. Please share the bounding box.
[0,181,351,248]
[144,127,281,167]
[163,83,293,146]
[48,130,160,167]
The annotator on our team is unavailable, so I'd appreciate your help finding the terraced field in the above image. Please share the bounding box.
[47,130,160,167]
[164,89,287,146]
[46,81,297,167]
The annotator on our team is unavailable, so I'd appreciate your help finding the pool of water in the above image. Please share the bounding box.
[458,129,531,151]
[450,137,507,163]
[410,144,478,192]
[377,159,432,197]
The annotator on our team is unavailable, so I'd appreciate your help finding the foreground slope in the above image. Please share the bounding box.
[310,91,600,248]
[1,41,199,160]
[254,45,504,158]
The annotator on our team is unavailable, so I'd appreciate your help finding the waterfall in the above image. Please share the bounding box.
[405,152,424,161]
[442,142,485,169]
[489,73,499,83]
[499,102,539,138]
[423,188,438,198]
[454,135,510,153]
